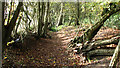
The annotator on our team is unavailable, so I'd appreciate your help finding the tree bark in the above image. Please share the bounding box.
[42,2,49,37]
[7,2,13,25]
[2,2,5,25]
[41,2,45,35]
[15,16,22,35]
[87,49,115,56]
[2,2,6,47]
[38,2,41,37]
[37,2,45,37]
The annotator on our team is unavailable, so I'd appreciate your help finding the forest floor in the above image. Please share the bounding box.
[3,26,120,67]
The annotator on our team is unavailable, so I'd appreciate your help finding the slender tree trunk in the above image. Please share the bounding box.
[68,15,71,26]
[15,16,22,35]
[56,2,63,26]
[2,2,5,25]
[109,40,120,68]
[75,0,80,25]
[41,2,45,35]
[68,8,72,26]
[7,2,12,24]
[38,2,41,37]
[62,13,65,25]
[23,5,31,32]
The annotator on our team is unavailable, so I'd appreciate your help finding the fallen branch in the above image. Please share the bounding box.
[82,36,120,51]
[87,49,115,56]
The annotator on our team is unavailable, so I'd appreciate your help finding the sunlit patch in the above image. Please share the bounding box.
[4,57,7,60]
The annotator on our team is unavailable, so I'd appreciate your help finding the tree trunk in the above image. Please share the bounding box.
[41,2,45,35]
[42,2,49,37]
[109,40,120,68]
[2,2,5,25]
[68,15,72,26]
[38,2,41,37]
[0,2,2,67]
[2,2,6,47]
[7,2,13,25]
[37,2,45,37]
[71,7,120,44]
[75,0,80,25]
[56,2,63,26]
[15,16,22,35]
[2,2,23,49]
[23,6,31,30]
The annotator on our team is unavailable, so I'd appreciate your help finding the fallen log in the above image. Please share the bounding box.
[86,49,115,57]
[68,36,120,55]
[82,36,120,51]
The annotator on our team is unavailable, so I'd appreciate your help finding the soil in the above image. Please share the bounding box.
[2,26,120,67]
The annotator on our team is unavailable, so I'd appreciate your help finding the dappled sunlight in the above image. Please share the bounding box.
[2,1,120,67]
[3,25,120,67]
[94,28,120,40]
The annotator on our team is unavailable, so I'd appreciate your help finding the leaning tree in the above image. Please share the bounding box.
[68,2,120,61]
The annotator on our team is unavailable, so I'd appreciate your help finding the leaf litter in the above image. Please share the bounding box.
[2,26,120,67]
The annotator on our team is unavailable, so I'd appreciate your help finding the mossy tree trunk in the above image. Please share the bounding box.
[71,7,120,44]
[69,6,120,61]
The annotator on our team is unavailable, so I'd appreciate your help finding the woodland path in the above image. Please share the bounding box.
[3,26,120,67]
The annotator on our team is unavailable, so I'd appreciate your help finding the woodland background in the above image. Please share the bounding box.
[1,1,120,67]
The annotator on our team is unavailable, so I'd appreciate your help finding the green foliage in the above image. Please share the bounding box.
[64,22,69,26]
[49,25,65,32]
[49,26,58,32]
[104,12,120,29]
[57,25,65,30]
[71,22,76,26]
